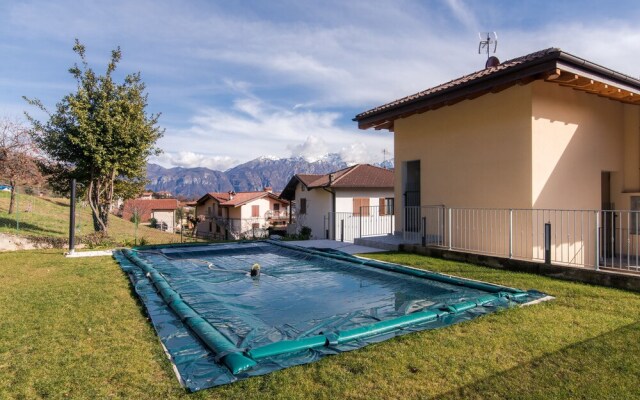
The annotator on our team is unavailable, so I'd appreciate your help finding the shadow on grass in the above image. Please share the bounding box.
[39,197,69,208]
[435,321,640,399]
[0,217,64,235]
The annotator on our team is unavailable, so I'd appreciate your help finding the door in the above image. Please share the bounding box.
[601,171,615,259]
[404,160,421,233]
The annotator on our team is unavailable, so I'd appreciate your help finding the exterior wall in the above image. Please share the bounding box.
[195,195,289,239]
[195,198,220,237]
[334,188,394,213]
[151,210,176,233]
[293,184,332,239]
[531,80,625,210]
[334,188,395,241]
[393,84,533,231]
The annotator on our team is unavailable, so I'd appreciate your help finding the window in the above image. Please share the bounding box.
[207,206,212,216]
[299,198,307,215]
[216,224,221,233]
[632,197,640,234]
[217,205,222,217]
[209,221,212,232]
[273,203,280,212]
[379,198,394,216]
[252,205,260,218]
[353,198,370,216]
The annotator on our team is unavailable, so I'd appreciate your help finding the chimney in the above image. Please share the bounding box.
[264,186,273,193]
[228,190,235,199]
[329,174,334,185]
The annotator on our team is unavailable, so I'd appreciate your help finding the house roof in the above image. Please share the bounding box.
[121,199,179,222]
[355,48,640,131]
[280,164,394,200]
[196,191,289,207]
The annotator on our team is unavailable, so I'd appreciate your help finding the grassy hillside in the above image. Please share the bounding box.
[0,191,184,246]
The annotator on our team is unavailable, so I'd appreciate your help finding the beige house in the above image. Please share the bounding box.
[280,164,394,241]
[121,199,179,233]
[355,48,640,268]
[195,188,290,239]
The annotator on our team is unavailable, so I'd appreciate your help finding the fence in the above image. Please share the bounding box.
[403,206,640,273]
[0,182,208,248]
[0,183,62,236]
[326,206,395,242]
[196,216,277,241]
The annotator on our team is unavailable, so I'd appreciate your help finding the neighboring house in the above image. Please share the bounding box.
[354,47,640,266]
[121,199,179,233]
[140,192,154,200]
[155,191,173,199]
[195,188,290,240]
[280,164,394,240]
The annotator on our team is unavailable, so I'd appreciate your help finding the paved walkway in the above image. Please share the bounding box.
[286,239,387,255]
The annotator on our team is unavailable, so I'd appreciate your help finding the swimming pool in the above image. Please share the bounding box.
[114,240,548,391]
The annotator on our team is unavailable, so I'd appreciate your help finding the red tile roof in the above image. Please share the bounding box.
[280,164,394,200]
[121,199,179,222]
[196,191,288,207]
[355,48,640,130]
[356,48,560,121]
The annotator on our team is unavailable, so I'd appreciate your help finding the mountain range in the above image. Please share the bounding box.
[146,154,394,199]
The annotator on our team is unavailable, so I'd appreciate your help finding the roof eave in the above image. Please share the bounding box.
[356,50,640,131]
[355,56,561,130]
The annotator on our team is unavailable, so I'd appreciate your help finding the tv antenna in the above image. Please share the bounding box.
[382,149,389,167]
[478,32,498,59]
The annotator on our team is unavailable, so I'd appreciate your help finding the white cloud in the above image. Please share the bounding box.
[287,136,330,162]
[445,0,478,31]
[5,0,640,173]
[151,151,237,171]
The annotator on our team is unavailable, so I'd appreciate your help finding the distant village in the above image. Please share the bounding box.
[119,164,394,241]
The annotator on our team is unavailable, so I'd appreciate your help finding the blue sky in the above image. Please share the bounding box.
[2,0,640,170]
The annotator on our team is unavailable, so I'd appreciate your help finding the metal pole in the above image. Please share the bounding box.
[68,179,76,254]
[340,219,344,242]
[359,207,362,239]
[544,222,551,264]
[448,208,452,250]
[421,217,426,246]
[509,209,513,259]
[15,186,19,231]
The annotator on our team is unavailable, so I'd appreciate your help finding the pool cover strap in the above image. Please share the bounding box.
[121,249,257,374]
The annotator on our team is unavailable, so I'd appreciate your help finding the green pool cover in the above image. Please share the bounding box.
[113,240,548,391]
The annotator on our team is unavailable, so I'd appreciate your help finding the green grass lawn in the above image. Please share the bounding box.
[0,249,639,399]
[0,191,185,246]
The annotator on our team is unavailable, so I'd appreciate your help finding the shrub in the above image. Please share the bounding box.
[299,226,312,239]
[78,231,117,249]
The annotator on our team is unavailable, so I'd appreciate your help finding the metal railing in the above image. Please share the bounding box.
[326,206,395,243]
[264,209,290,220]
[198,216,270,240]
[402,206,640,272]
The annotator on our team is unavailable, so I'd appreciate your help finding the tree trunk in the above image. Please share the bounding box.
[88,178,108,232]
[8,179,16,214]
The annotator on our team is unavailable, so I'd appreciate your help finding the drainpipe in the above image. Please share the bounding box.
[322,185,336,239]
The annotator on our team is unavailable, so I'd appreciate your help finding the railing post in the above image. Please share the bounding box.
[509,209,513,259]
[340,219,344,242]
[595,210,600,271]
[68,179,76,255]
[421,217,426,246]
[544,222,551,264]
[448,208,452,250]
[359,207,363,239]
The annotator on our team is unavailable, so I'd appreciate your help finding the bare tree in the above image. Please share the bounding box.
[0,119,43,214]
